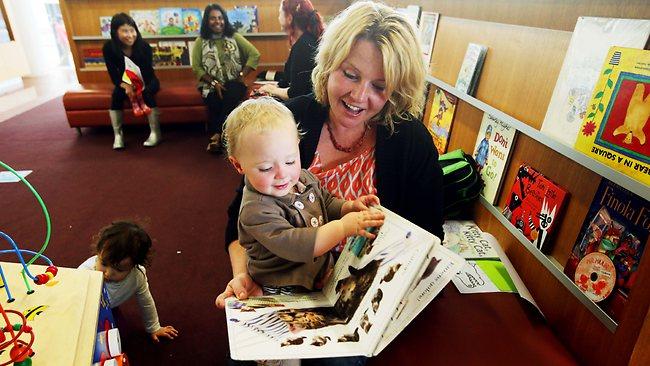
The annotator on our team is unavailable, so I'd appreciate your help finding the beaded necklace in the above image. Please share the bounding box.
[326,122,370,153]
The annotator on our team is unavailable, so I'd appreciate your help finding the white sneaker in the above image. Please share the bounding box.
[143,132,160,147]
[113,134,124,149]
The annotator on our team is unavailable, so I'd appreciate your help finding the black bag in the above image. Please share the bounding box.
[439,149,484,219]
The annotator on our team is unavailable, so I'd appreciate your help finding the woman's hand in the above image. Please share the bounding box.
[342,194,380,215]
[215,273,263,309]
[150,325,179,342]
[258,84,277,97]
[120,82,134,99]
[211,80,226,99]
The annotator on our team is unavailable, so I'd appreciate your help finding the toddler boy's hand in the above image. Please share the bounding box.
[151,325,179,342]
[349,195,380,212]
[340,210,385,238]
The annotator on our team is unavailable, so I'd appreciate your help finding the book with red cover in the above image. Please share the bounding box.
[502,164,569,253]
[563,178,648,321]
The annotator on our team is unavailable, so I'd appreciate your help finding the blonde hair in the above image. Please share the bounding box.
[222,97,300,157]
[311,1,426,132]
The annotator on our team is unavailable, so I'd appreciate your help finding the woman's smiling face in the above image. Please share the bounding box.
[326,39,389,129]
[208,9,225,35]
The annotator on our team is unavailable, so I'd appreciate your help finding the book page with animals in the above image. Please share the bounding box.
[225,207,447,360]
[472,113,517,204]
[574,46,650,186]
[541,17,650,147]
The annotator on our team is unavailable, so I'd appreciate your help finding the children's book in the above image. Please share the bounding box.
[159,7,184,35]
[426,87,458,155]
[502,164,569,253]
[130,10,159,36]
[82,47,105,68]
[418,11,439,66]
[455,43,488,96]
[227,6,259,34]
[574,46,650,186]
[541,17,650,147]
[472,113,518,204]
[99,16,111,38]
[181,8,201,36]
[442,220,499,259]
[225,207,464,360]
[564,178,648,321]
[155,41,189,66]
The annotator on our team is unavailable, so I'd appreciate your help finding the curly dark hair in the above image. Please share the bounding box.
[200,4,235,39]
[92,221,153,268]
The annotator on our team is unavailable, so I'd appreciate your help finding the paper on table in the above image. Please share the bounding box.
[452,260,501,293]
[0,170,32,183]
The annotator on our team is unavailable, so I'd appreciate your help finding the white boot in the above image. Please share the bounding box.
[109,110,124,149]
[143,107,161,147]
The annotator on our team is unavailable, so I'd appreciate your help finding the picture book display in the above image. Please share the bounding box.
[426,87,458,155]
[159,8,183,35]
[182,8,202,35]
[564,179,648,321]
[152,41,189,67]
[418,12,439,66]
[130,10,159,35]
[225,207,463,360]
[472,113,517,204]
[227,6,259,34]
[574,46,650,186]
[541,17,650,147]
[502,164,569,253]
[99,16,111,38]
[455,43,488,96]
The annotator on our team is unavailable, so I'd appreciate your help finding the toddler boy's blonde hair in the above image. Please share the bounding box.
[222,97,300,157]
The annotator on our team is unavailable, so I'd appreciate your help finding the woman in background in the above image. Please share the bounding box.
[103,13,161,149]
[258,0,324,100]
[191,4,260,153]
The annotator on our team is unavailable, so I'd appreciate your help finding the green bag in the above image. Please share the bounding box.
[439,149,484,219]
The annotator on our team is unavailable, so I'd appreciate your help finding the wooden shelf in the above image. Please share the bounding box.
[72,32,286,41]
[478,196,618,331]
[425,75,650,201]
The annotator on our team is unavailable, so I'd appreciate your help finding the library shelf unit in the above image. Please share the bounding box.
[386,0,650,365]
[59,0,349,84]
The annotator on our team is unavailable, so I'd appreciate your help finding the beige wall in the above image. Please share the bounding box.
[0,0,29,82]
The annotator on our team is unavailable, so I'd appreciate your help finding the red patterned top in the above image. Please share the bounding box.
[308,147,377,252]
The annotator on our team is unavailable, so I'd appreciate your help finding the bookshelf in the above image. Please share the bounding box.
[386,0,650,365]
[59,0,350,84]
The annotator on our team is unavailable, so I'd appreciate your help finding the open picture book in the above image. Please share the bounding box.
[225,207,464,360]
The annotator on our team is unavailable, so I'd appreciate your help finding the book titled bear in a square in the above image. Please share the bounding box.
[564,179,648,322]
[502,164,568,252]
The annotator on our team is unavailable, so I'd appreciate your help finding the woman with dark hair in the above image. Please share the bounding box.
[258,0,324,100]
[191,4,260,153]
[103,12,161,150]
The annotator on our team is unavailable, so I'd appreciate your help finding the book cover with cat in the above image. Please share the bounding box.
[574,46,650,186]
[224,207,463,360]
[564,178,648,321]
[472,113,517,204]
[426,87,458,155]
[541,17,650,147]
[502,164,569,253]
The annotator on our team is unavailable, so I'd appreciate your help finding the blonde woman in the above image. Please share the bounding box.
[219,3,441,363]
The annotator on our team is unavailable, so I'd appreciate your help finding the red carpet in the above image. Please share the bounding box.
[0,97,241,364]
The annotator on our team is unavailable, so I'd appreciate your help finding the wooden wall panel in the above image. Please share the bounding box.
[430,17,571,129]
[390,0,650,32]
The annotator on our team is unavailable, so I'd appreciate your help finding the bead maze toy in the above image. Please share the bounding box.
[0,160,58,365]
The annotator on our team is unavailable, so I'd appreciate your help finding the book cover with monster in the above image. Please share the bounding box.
[574,46,650,186]
[502,164,569,253]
